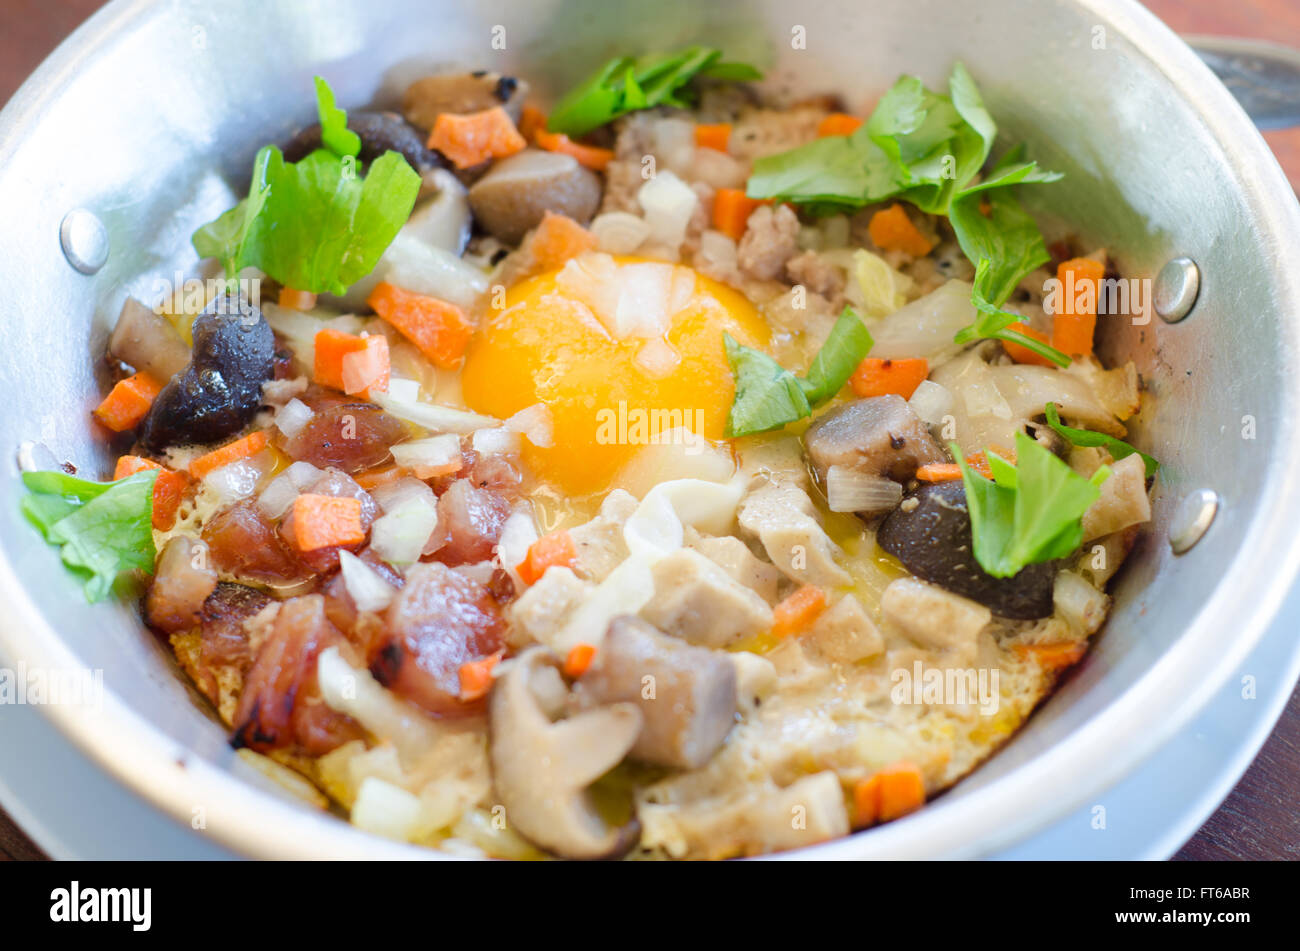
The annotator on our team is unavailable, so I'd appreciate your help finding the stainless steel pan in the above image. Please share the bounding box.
[1,0,1298,859]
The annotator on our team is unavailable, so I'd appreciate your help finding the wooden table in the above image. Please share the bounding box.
[0,0,1296,862]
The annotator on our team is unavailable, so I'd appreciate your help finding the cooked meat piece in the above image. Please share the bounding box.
[146,536,218,633]
[200,582,269,671]
[568,489,637,583]
[880,577,991,662]
[805,593,884,663]
[572,616,737,769]
[803,396,947,488]
[737,483,850,587]
[201,501,307,587]
[278,467,378,573]
[463,447,523,497]
[108,296,191,383]
[1082,453,1151,542]
[232,594,362,754]
[687,534,782,603]
[640,549,773,648]
[784,249,846,300]
[737,204,799,280]
[370,561,507,716]
[505,565,591,651]
[321,547,404,637]
[402,72,529,130]
[279,393,407,473]
[468,149,602,244]
[139,294,274,450]
[876,480,1056,619]
[283,111,441,172]
[429,478,511,566]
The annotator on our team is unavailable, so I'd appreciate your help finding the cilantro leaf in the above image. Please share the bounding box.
[192,145,276,279]
[725,308,872,437]
[314,75,361,159]
[1043,402,1158,477]
[950,166,1054,308]
[952,260,1070,367]
[547,46,762,138]
[955,432,1104,578]
[21,470,158,602]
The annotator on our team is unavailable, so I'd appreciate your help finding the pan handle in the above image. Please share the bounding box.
[1185,35,1300,131]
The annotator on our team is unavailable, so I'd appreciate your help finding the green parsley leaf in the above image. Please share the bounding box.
[547,46,762,138]
[1043,402,1159,477]
[192,145,276,280]
[314,75,361,159]
[725,308,872,437]
[955,432,1104,578]
[21,470,158,602]
[953,260,1070,367]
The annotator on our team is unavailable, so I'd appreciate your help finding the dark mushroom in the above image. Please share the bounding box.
[283,111,442,173]
[402,72,529,130]
[139,293,275,451]
[876,480,1056,619]
[467,149,602,244]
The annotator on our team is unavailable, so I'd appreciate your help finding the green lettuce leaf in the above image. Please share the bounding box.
[315,75,361,159]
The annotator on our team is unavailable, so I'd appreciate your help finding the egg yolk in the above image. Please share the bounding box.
[461,257,770,495]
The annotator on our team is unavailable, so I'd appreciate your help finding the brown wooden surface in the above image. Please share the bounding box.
[0,0,1295,861]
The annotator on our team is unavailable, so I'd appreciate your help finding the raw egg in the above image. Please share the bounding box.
[461,254,769,495]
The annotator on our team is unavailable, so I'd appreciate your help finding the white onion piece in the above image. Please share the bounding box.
[391,433,462,470]
[868,279,976,359]
[611,262,675,338]
[369,476,435,515]
[826,466,903,513]
[262,302,325,366]
[317,647,441,758]
[497,508,538,588]
[652,118,695,172]
[370,495,439,565]
[385,377,421,404]
[504,403,553,448]
[274,397,313,438]
[351,776,424,842]
[908,379,953,426]
[590,212,652,255]
[637,170,698,251]
[203,456,270,505]
[635,338,681,378]
[257,461,323,518]
[373,392,500,435]
[1053,570,1108,636]
[471,427,521,456]
[378,234,488,309]
[454,561,497,587]
[339,550,398,612]
[555,555,656,652]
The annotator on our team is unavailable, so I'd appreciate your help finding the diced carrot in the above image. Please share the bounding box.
[771,585,827,638]
[458,650,504,701]
[313,328,368,392]
[817,112,863,137]
[114,455,189,531]
[854,761,927,827]
[915,463,963,482]
[713,188,767,241]
[428,106,526,169]
[93,372,162,433]
[528,211,600,271]
[533,128,615,171]
[278,286,317,311]
[1052,257,1105,357]
[852,774,882,827]
[189,430,269,480]
[1014,641,1087,671]
[518,104,547,141]
[694,122,732,152]
[289,494,365,552]
[340,334,390,397]
[1001,321,1056,367]
[516,529,578,586]
[849,357,929,399]
[563,643,597,679]
[367,282,474,370]
[868,204,934,256]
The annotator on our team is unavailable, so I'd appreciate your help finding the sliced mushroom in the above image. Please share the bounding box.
[803,395,948,494]
[489,647,643,859]
[877,480,1056,619]
[108,297,191,383]
[139,293,275,451]
[283,111,441,173]
[406,168,472,254]
[571,616,738,769]
[468,149,602,245]
[402,71,529,130]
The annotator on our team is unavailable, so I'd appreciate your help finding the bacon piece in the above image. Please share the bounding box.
[280,391,407,474]
[202,501,307,586]
[146,536,218,634]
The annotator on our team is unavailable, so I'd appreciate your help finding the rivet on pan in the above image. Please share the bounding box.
[59,209,109,275]
[1169,488,1218,554]
[1154,257,1200,323]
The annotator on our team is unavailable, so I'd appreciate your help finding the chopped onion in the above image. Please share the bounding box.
[370,495,439,565]
[826,466,903,513]
[590,212,651,255]
[634,338,681,378]
[351,776,424,842]
[869,279,976,359]
[263,302,325,365]
[317,647,441,757]
[1053,570,1109,636]
[274,397,313,438]
[391,433,462,470]
[637,170,698,251]
[497,508,538,588]
[369,476,435,515]
[471,427,521,456]
[505,403,553,448]
[373,391,500,434]
[378,234,488,309]
[612,262,675,337]
[257,461,323,518]
[652,118,695,172]
[204,455,272,505]
[339,550,398,612]
[908,379,954,426]
[454,561,497,587]
[385,377,421,404]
